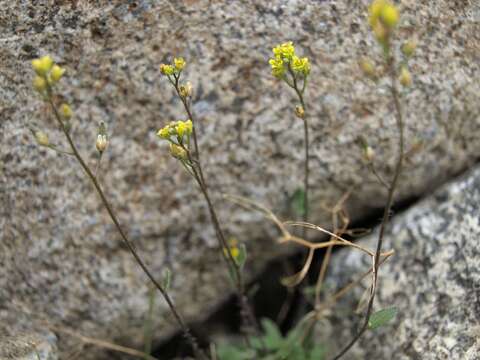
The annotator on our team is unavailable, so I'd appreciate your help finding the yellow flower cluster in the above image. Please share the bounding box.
[269,41,310,78]
[157,119,193,143]
[31,55,65,95]
[273,42,295,62]
[160,57,186,76]
[369,0,399,44]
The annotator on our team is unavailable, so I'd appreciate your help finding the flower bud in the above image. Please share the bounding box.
[50,64,65,83]
[364,146,375,162]
[33,76,47,93]
[179,82,193,98]
[96,134,108,153]
[295,105,305,119]
[35,131,50,146]
[169,143,187,160]
[399,67,412,87]
[359,58,376,79]
[60,103,73,120]
[401,40,417,58]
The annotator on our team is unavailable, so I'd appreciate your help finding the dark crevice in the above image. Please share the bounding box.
[152,164,478,359]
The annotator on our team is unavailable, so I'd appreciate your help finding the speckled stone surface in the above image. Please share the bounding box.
[1,0,479,358]
[0,331,58,360]
[319,166,480,359]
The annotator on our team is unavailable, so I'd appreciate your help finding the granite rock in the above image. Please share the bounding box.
[319,167,480,359]
[0,331,58,360]
[1,0,479,358]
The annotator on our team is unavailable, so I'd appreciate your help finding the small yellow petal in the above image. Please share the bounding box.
[33,76,47,93]
[50,64,65,83]
[380,4,399,29]
[174,57,186,71]
[32,55,54,76]
[160,64,175,76]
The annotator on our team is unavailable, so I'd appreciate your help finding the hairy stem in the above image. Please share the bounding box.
[47,98,207,360]
[330,54,404,360]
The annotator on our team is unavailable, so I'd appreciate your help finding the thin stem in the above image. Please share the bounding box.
[47,98,208,360]
[94,152,103,178]
[47,144,75,156]
[288,65,310,239]
[172,81,259,340]
[330,54,404,360]
[367,162,390,190]
[143,285,156,359]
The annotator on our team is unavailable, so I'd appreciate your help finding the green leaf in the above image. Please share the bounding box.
[291,188,306,217]
[161,268,171,291]
[235,244,247,269]
[226,261,238,286]
[368,307,398,330]
[261,318,283,350]
[308,345,326,360]
[217,344,254,360]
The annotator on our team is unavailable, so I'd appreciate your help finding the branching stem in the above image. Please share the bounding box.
[47,97,207,360]
[170,76,259,343]
[330,53,405,360]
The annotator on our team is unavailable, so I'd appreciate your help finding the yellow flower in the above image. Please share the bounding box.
[176,119,193,138]
[35,131,50,146]
[380,4,399,29]
[60,103,73,120]
[269,57,285,78]
[369,0,386,28]
[50,64,65,83]
[176,121,187,138]
[160,64,175,76]
[32,55,54,76]
[230,247,240,259]
[369,1,399,30]
[184,119,193,135]
[157,126,171,139]
[292,56,310,76]
[273,41,295,62]
[399,67,412,87]
[169,143,187,160]
[33,76,47,93]
[174,57,186,71]
[223,238,240,260]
